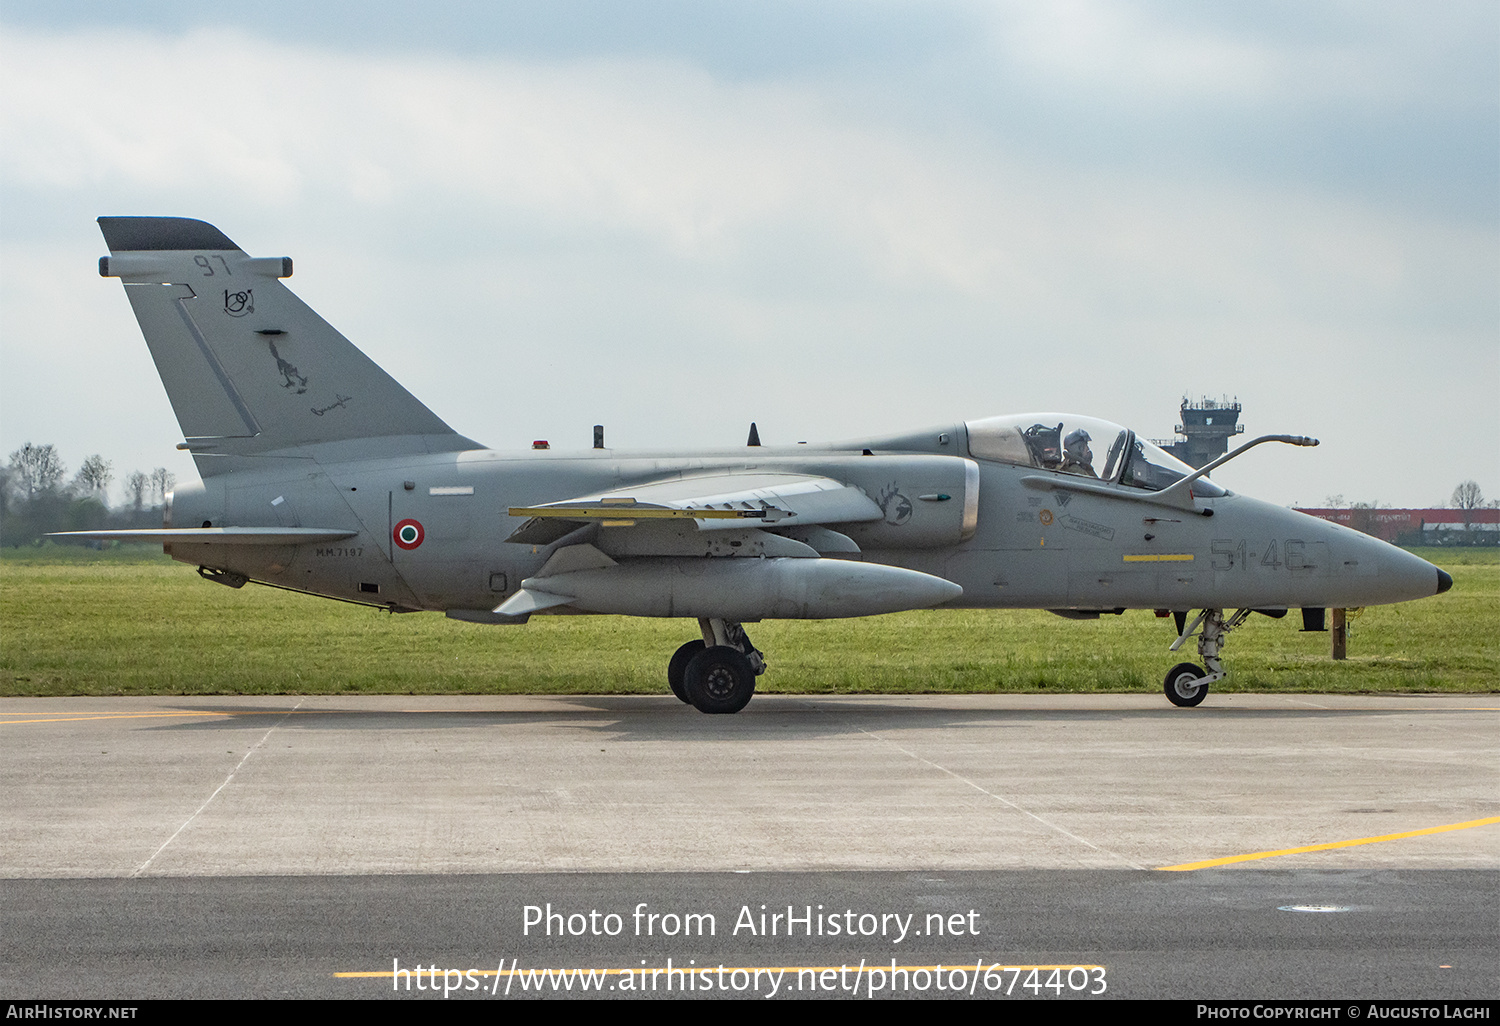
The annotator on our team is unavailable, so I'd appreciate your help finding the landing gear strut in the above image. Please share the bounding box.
[667,618,766,714]
[1163,608,1250,707]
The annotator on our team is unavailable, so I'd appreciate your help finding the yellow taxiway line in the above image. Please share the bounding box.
[1157,815,1500,871]
[0,711,241,725]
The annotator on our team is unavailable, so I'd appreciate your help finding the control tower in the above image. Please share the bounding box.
[1151,396,1244,470]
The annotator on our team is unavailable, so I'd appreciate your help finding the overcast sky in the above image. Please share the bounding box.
[2,0,1495,508]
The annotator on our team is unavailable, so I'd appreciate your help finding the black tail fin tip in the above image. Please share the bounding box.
[98,217,241,252]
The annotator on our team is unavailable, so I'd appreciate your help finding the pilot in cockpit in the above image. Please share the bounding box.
[1062,427,1097,477]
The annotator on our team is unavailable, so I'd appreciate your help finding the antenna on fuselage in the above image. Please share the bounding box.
[746,422,761,447]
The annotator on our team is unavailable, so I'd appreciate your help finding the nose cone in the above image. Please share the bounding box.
[1368,542,1451,604]
[1330,528,1451,606]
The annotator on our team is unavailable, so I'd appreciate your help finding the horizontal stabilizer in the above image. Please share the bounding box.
[48,527,358,545]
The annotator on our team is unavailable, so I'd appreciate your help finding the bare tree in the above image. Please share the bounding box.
[125,471,148,512]
[1452,480,1485,532]
[74,455,113,501]
[149,467,176,506]
[1452,480,1484,509]
[1346,500,1384,537]
[7,443,66,500]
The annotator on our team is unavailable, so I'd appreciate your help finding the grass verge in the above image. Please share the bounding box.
[2,545,1494,696]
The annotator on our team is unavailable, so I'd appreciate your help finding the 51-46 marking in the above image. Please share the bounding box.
[1211,539,1318,572]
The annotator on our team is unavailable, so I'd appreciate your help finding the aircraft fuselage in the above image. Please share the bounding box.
[162,439,1443,619]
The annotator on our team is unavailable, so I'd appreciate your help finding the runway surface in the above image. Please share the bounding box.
[2,694,1496,999]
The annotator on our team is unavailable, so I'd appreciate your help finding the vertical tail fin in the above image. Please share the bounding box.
[98,217,478,475]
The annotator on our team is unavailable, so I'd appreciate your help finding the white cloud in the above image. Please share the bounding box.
[988,0,1279,103]
[0,18,1494,506]
[2,23,1489,310]
[981,0,1497,111]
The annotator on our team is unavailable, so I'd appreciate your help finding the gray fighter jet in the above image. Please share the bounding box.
[59,217,1452,713]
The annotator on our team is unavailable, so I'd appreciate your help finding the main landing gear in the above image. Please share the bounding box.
[1162,608,1251,707]
[667,618,767,714]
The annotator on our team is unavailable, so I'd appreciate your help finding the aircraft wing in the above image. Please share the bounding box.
[506,472,882,543]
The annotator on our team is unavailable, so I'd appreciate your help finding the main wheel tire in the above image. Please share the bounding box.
[1163,662,1209,707]
[684,646,756,714]
[667,640,704,703]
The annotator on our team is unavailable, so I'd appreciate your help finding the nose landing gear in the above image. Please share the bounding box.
[1163,608,1250,707]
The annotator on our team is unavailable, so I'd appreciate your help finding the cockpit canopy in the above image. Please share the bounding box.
[965,414,1226,497]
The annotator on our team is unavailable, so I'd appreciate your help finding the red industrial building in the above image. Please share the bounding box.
[1293,507,1500,545]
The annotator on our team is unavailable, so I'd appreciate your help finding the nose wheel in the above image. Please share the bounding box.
[1163,662,1209,707]
[1163,608,1250,707]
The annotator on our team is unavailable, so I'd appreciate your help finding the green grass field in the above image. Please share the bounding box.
[1,545,1494,697]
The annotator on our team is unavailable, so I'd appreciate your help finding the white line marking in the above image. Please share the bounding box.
[1278,697,1331,709]
[802,700,1144,869]
[132,699,305,877]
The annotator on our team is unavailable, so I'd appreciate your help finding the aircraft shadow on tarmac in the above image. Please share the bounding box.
[131,699,1468,745]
